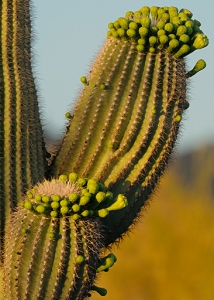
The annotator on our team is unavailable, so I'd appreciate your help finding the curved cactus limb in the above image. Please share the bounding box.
[49,5,209,245]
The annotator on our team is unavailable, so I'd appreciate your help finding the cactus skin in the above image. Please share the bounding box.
[0,0,46,257]
[0,3,209,299]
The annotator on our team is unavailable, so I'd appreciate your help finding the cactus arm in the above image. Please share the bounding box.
[0,0,46,253]
[49,6,208,246]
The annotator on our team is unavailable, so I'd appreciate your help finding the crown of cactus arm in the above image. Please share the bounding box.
[0,0,47,258]
[50,5,208,245]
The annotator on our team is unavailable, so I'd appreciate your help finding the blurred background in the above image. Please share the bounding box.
[33,1,214,299]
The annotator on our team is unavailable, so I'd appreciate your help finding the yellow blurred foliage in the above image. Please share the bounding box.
[91,158,214,300]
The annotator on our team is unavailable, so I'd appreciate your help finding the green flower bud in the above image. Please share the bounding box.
[99,83,106,90]
[185,19,194,28]
[140,6,150,16]
[117,28,125,37]
[178,12,188,23]
[136,44,145,52]
[159,35,169,45]
[172,16,181,28]
[65,112,73,119]
[80,76,88,85]
[141,17,151,28]
[164,23,174,33]
[60,206,69,216]
[161,13,170,23]
[180,8,193,18]
[138,38,146,45]
[186,59,206,78]
[36,205,46,214]
[139,27,149,37]
[157,8,165,18]
[42,195,50,203]
[166,39,179,52]
[168,33,176,40]
[179,34,189,44]
[98,182,105,191]
[51,195,61,202]
[69,172,78,183]
[174,44,190,58]
[97,209,109,218]
[193,34,209,49]
[169,6,178,14]
[125,11,133,19]
[24,200,33,210]
[150,26,158,35]
[150,6,158,19]
[72,204,80,213]
[118,17,129,29]
[79,195,91,206]
[91,286,107,297]
[129,21,138,30]
[113,21,120,29]
[69,193,80,203]
[134,10,142,17]
[81,210,90,217]
[51,201,60,210]
[50,211,58,218]
[95,192,106,203]
[87,179,99,194]
[76,255,84,263]
[149,36,157,46]
[107,194,128,211]
[157,29,166,37]
[157,21,165,30]
[78,178,87,187]
[176,25,187,36]
[34,194,42,201]
[59,174,67,182]
[72,214,80,221]
[105,191,114,201]
[60,199,69,207]
[127,28,137,38]
[108,22,114,29]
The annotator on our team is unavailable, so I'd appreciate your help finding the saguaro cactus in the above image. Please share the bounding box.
[0,3,209,299]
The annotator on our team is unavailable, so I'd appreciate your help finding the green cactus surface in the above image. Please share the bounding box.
[0,2,209,299]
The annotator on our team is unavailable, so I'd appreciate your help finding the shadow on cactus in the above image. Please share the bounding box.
[0,3,209,299]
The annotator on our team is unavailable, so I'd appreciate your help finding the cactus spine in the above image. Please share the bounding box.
[0,3,209,299]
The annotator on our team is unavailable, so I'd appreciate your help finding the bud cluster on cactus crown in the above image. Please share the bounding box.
[107,6,209,57]
[20,173,128,220]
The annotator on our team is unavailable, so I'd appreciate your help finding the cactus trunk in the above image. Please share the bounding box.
[0,0,46,256]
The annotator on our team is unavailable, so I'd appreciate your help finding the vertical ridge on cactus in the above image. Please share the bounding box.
[0,3,209,299]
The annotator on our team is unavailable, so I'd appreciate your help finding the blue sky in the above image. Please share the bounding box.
[33,1,213,153]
